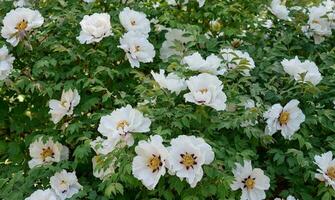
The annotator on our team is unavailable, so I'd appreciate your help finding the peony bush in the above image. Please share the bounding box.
[1,0,335,199]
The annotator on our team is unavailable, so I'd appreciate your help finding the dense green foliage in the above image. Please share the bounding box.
[1,0,335,199]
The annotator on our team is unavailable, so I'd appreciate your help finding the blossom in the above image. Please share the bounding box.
[48,89,80,124]
[167,135,214,187]
[281,56,322,85]
[98,104,151,147]
[182,52,225,75]
[25,189,59,200]
[160,29,194,61]
[262,19,273,29]
[14,0,30,7]
[132,135,169,190]
[269,0,290,21]
[119,7,150,35]
[0,45,15,80]
[184,73,227,111]
[274,195,298,200]
[314,151,335,189]
[230,160,270,200]
[1,8,44,46]
[50,170,82,200]
[151,69,187,94]
[166,0,206,7]
[77,13,112,44]
[118,31,155,68]
[92,155,115,180]
[28,137,69,168]
[263,99,305,140]
[83,0,95,2]
[90,136,118,155]
[302,3,333,44]
[244,99,256,109]
[221,48,255,76]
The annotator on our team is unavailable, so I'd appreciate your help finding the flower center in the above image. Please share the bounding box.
[40,146,54,161]
[147,154,162,173]
[199,88,208,94]
[279,111,290,126]
[116,120,129,130]
[131,20,136,26]
[135,45,141,52]
[16,19,28,31]
[180,152,197,170]
[60,100,68,108]
[327,166,335,180]
[242,176,255,190]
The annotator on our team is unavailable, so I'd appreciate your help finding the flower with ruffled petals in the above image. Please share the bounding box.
[151,69,187,94]
[25,189,59,200]
[119,7,150,35]
[0,45,15,80]
[314,151,335,189]
[182,52,225,75]
[50,170,82,200]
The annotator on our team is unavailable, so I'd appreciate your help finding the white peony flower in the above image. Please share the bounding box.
[48,89,80,124]
[269,0,290,21]
[244,99,256,109]
[119,7,151,35]
[0,45,15,80]
[167,135,214,187]
[28,137,69,168]
[166,0,205,7]
[77,13,113,44]
[132,135,169,190]
[262,19,273,29]
[221,48,255,76]
[302,4,333,44]
[151,69,187,94]
[50,170,82,200]
[83,0,95,2]
[314,151,335,189]
[14,0,30,7]
[98,104,151,147]
[184,73,227,111]
[263,99,305,140]
[182,52,225,75]
[230,160,270,200]
[118,31,155,68]
[274,195,298,200]
[160,29,194,61]
[281,56,322,85]
[25,189,59,200]
[90,136,118,155]
[1,8,44,47]
[92,155,115,180]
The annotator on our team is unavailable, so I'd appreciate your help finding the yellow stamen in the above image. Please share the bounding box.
[279,111,290,126]
[180,152,197,170]
[16,20,28,31]
[147,155,162,172]
[327,166,335,180]
[245,177,255,190]
[116,120,129,129]
[40,147,54,161]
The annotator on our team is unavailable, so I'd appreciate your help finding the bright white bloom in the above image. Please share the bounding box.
[160,29,194,61]
[184,73,227,111]
[314,151,335,189]
[25,189,59,200]
[118,31,155,68]
[230,160,270,200]
[28,137,69,168]
[274,195,298,200]
[98,104,151,147]
[221,48,255,76]
[269,0,290,21]
[0,45,15,80]
[182,52,225,75]
[14,0,30,7]
[167,135,214,187]
[1,8,44,46]
[151,69,187,94]
[92,155,115,180]
[166,0,205,7]
[83,0,95,2]
[132,135,169,190]
[50,170,82,200]
[48,89,80,124]
[77,13,112,44]
[119,7,150,35]
[244,99,256,109]
[262,19,273,29]
[90,136,118,155]
[302,3,334,44]
[281,56,322,85]
[263,99,305,140]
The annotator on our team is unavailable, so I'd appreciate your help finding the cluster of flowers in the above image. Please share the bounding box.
[0,0,334,199]
[269,0,335,44]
